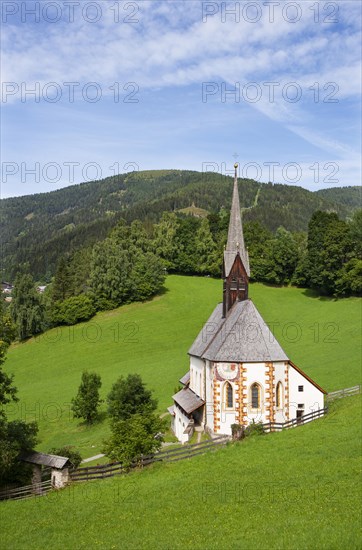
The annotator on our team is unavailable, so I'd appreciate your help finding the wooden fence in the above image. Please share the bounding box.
[3,386,359,498]
[261,407,327,432]
[327,385,360,400]
[70,435,231,482]
[0,479,52,501]
[70,407,328,483]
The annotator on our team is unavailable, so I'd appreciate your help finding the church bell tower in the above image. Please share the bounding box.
[222,163,250,318]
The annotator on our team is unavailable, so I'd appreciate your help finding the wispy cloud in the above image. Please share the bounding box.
[1,0,361,196]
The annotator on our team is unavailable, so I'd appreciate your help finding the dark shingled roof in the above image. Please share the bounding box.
[21,452,70,469]
[179,371,190,386]
[188,299,289,362]
[173,388,205,415]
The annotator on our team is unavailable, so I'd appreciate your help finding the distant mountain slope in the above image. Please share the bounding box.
[315,186,361,210]
[0,170,357,280]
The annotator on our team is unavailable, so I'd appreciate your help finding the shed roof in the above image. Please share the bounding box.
[179,371,190,386]
[173,388,205,415]
[188,299,288,362]
[21,452,70,469]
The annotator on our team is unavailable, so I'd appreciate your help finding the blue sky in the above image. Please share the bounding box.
[1,0,361,197]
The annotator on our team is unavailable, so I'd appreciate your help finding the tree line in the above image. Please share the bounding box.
[2,169,358,281]
[0,295,162,486]
[0,305,38,487]
[5,207,362,342]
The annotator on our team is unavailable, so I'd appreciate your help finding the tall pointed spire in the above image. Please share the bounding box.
[222,163,250,317]
[224,163,250,278]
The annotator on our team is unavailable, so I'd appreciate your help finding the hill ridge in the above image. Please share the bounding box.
[1,171,359,280]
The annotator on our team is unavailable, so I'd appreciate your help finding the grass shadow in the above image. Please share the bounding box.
[77,410,108,428]
[301,288,338,302]
[155,285,169,298]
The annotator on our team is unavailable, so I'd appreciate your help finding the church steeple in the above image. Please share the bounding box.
[222,163,250,317]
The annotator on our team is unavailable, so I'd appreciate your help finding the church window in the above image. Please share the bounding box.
[251,383,261,409]
[224,382,233,408]
[276,382,283,409]
[298,385,304,392]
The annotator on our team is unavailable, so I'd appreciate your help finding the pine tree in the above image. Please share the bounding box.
[52,257,73,302]
[71,371,102,424]
[152,212,179,270]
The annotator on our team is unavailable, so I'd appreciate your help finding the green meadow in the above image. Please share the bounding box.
[4,275,361,458]
[1,395,361,550]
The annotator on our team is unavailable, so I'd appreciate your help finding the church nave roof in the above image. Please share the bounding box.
[188,299,289,363]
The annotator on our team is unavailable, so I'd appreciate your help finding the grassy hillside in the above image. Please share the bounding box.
[4,276,361,458]
[1,170,356,279]
[1,394,361,549]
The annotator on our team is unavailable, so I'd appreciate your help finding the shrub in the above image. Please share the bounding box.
[231,423,245,440]
[50,295,95,325]
[49,445,82,469]
[244,421,264,437]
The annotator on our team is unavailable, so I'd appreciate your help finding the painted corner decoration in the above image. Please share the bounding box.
[169,163,327,444]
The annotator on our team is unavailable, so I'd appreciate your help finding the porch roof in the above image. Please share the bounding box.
[173,387,205,415]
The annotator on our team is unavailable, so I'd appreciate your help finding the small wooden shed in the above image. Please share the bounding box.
[21,452,71,489]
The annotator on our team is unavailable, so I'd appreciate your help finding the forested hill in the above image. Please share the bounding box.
[0,170,359,280]
[315,186,361,209]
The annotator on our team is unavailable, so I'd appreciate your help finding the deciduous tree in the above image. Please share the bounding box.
[107,374,157,422]
[10,273,45,340]
[102,413,165,467]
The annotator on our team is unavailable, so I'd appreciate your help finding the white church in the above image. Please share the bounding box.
[169,164,326,443]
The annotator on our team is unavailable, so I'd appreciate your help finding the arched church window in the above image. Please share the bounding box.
[276,382,283,409]
[224,382,233,409]
[251,383,261,409]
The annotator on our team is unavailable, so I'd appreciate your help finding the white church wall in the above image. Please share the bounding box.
[288,366,324,422]
[243,362,268,424]
[173,405,191,444]
[189,355,205,398]
[216,377,238,435]
[205,360,214,431]
[219,414,236,435]
[274,362,287,424]
[206,361,325,435]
